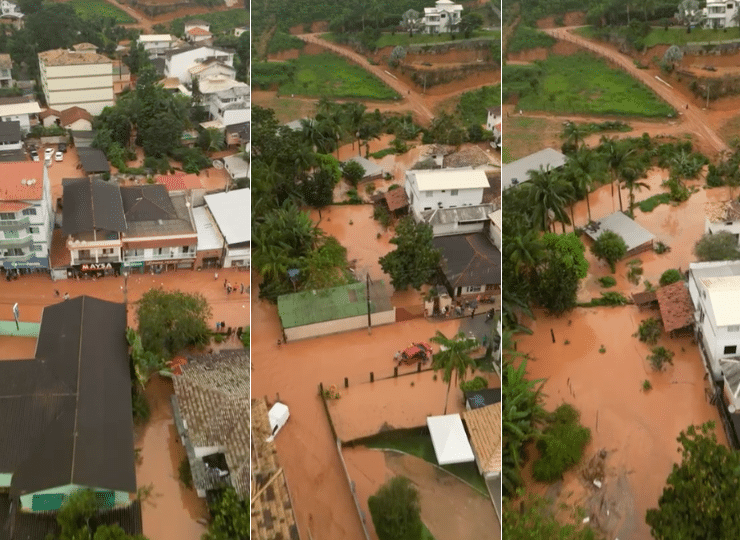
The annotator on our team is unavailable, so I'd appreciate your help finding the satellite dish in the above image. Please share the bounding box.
[212,159,224,169]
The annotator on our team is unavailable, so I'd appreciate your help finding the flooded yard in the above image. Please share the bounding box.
[0,336,37,359]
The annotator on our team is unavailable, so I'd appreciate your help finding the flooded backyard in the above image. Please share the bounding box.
[0,336,37,359]
[135,375,209,540]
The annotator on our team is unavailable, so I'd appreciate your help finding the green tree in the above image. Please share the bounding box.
[534,233,588,315]
[368,476,423,540]
[135,289,212,360]
[203,486,249,540]
[659,268,682,286]
[93,525,148,540]
[124,42,150,76]
[459,12,484,38]
[646,422,740,539]
[342,160,366,186]
[525,167,575,233]
[301,166,335,209]
[379,217,441,291]
[57,490,148,540]
[430,330,479,414]
[694,231,740,261]
[590,230,628,273]
[532,403,591,483]
[600,136,637,213]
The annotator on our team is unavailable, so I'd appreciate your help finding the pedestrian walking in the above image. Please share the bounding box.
[471,307,476,318]
[214,272,218,281]
[54,289,60,297]
[227,283,232,294]
[216,321,221,331]
[223,278,227,288]
[63,292,69,300]
[240,283,245,294]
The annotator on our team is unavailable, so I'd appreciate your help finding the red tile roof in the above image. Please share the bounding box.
[0,162,45,201]
[39,108,61,119]
[60,106,93,127]
[187,27,212,36]
[155,173,202,191]
[384,188,409,212]
[656,281,694,333]
[50,228,71,268]
[0,201,29,212]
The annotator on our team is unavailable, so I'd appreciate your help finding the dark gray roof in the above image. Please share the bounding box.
[464,388,501,409]
[120,184,177,222]
[0,297,136,499]
[226,121,249,139]
[77,147,110,174]
[62,177,127,235]
[0,121,21,143]
[0,149,26,162]
[0,96,35,106]
[433,233,501,289]
[151,57,165,76]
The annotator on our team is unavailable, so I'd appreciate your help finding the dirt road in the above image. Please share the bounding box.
[297,33,435,123]
[545,27,730,156]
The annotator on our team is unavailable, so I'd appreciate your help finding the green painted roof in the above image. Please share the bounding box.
[278,281,385,328]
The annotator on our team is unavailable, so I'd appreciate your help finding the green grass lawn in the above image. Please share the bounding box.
[576,25,740,47]
[67,0,134,23]
[514,53,675,117]
[170,9,249,34]
[422,523,436,540]
[376,29,500,48]
[501,146,514,164]
[456,85,501,125]
[278,53,399,100]
[364,431,488,495]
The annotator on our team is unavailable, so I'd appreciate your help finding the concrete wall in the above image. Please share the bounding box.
[432,220,486,237]
[20,484,129,511]
[284,308,396,341]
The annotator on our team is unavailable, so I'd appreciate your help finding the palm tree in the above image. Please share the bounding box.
[562,148,601,224]
[600,136,635,213]
[300,118,329,154]
[506,230,545,279]
[429,331,479,415]
[525,167,575,233]
[620,166,650,211]
[342,102,367,154]
[563,121,586,152]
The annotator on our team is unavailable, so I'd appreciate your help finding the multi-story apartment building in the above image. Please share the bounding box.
[422,0,463,33]
[704,0,740,28]
[0,162,52,274]
[38,48,114,116]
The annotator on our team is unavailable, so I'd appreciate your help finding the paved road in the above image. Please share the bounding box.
[545,27,730,155]
[297,33,435,123]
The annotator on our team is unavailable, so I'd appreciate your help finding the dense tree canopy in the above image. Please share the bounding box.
[590,230,628,273]
[646,422,740,539]
[694,231,740,261]
[56,490,148,540]
[379,217,441,291]
[368,476,423,540]
[202,487,249,540]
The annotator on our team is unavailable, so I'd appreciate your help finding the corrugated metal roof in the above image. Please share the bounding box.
[584,211,655,253]
[702,276,740,326]
[409,168,489,192]
[204,189,250,246]
[502,148,567,190]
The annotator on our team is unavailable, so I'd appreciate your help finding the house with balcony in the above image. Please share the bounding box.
[704,0,738,28]
[0,161,52,274]
[204,188,249,268]
[405,168,492,235]
[0,53,12,87]
[38,48,114,115]
[0,96,41,134]
[422,0,463,33]
[137,34,180,57]
[208,84,249,128]
[0,0,22,22]
[119,184,198,273]
[0,296,141,538]
[164,45,234,84]
[61,177,126,278]
[188,59,236,83]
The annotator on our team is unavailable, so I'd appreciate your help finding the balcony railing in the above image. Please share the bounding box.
[0,235,33,249]
[1,251,34,262]
[0,216,31,230]
[72,254,122,264]
[123,251,196,263]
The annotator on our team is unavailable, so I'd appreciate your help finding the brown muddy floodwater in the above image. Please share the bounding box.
[251,290,464,540]
[343,447,500,540]
[136,375,209,540]
[516,307,724,539]
[0,336,37,359]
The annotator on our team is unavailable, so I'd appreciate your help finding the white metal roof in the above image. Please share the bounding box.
[0,100,41,118]
[502,148,567,190]
[426,414,475,465]
[192,205,223,251]
[584,211,655,252]
[702,276,740,327]
[223,154,248,180]
[204,188,250,246]
[138,34,175,42]
[410,168,489,192]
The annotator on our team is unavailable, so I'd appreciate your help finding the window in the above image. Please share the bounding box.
[4,230,19,239]
[182,245,191,253]
[157,247,164,255]
[724,345,737,355]
[0,212,13,220]
[28,227,39,234]
[102,248,114,255]
[426,192,433,198]
[78,249,90,258]
[730,325,740,332]
[21,208,36,216]
[450,189,458,196]
[33,244,42,252]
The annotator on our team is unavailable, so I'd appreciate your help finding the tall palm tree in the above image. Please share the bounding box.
[342,102,367,154]
[430,331,479,415]
[562,148,601,224]
[563,121,586,152]
[620,166,650,211]
[505,230,545,279]
[600,136,635,213]
[300,118,329,154]
[525,167,575,233]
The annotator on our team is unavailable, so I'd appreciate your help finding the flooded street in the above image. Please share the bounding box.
[136,375,209,540]
[344,447,500,540]
[251,290,465,540]
[0,336,37,359]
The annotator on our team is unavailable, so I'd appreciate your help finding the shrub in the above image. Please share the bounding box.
[241,326,249,348]
[627,259,644,285]
[659,269,682,286]
[346,189,362,204]
[648,346,675,371]
[460,376,488,392]
[178,457,193,489]
[591,230,627,272]
[635,317,661,345]
[643,379,652,391]
[132,390,150,425]
[581,291,631,307]
[343,160,366,187]
[373,205,392,228]
[598,276,617,288]
[695,231,740,261]
[654,241,670,254]
[532,404,591,483]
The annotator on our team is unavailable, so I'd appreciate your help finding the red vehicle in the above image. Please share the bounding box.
[394,342,433,365]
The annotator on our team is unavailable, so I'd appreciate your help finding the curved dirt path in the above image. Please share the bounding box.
[544,27,730,155]
[297,33,434,123]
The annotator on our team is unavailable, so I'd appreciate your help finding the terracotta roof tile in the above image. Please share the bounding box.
[656,280,694,333]
[187,27,212,36]
[384,187,408,212]
[0,162,45,201]
[462,402,502,474]
[60,106,93,127]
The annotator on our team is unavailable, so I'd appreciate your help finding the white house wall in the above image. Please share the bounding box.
[284,309,396,341]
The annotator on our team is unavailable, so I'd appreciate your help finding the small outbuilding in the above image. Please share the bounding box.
[426,414,475,465]
[584,211,655,256]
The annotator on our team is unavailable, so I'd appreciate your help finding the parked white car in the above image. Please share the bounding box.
[55,151,63,162]
[44,147,53,159]
[267,402,290,442]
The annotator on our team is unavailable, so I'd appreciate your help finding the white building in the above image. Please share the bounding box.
[223,153,248,183]
[184,21,212,44]
[705,215,740,242]
[38,48,114,116]
[488,208,501,251]
[486,106,501,147]
[209,85,250,127]
[0,97,41,135]
[405,168,489,221]
[204,189,250,268]
[189,60,236,82]
[0,0,22,19]
[502,148,568,190]
[137,34,179,57]
[704,0,739,28]
[422,0,463,34]
[0,162,53,273]
[0,53,12,88]
[165,46,234,84]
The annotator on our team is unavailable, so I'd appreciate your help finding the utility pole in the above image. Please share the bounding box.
[366,273,372,335]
